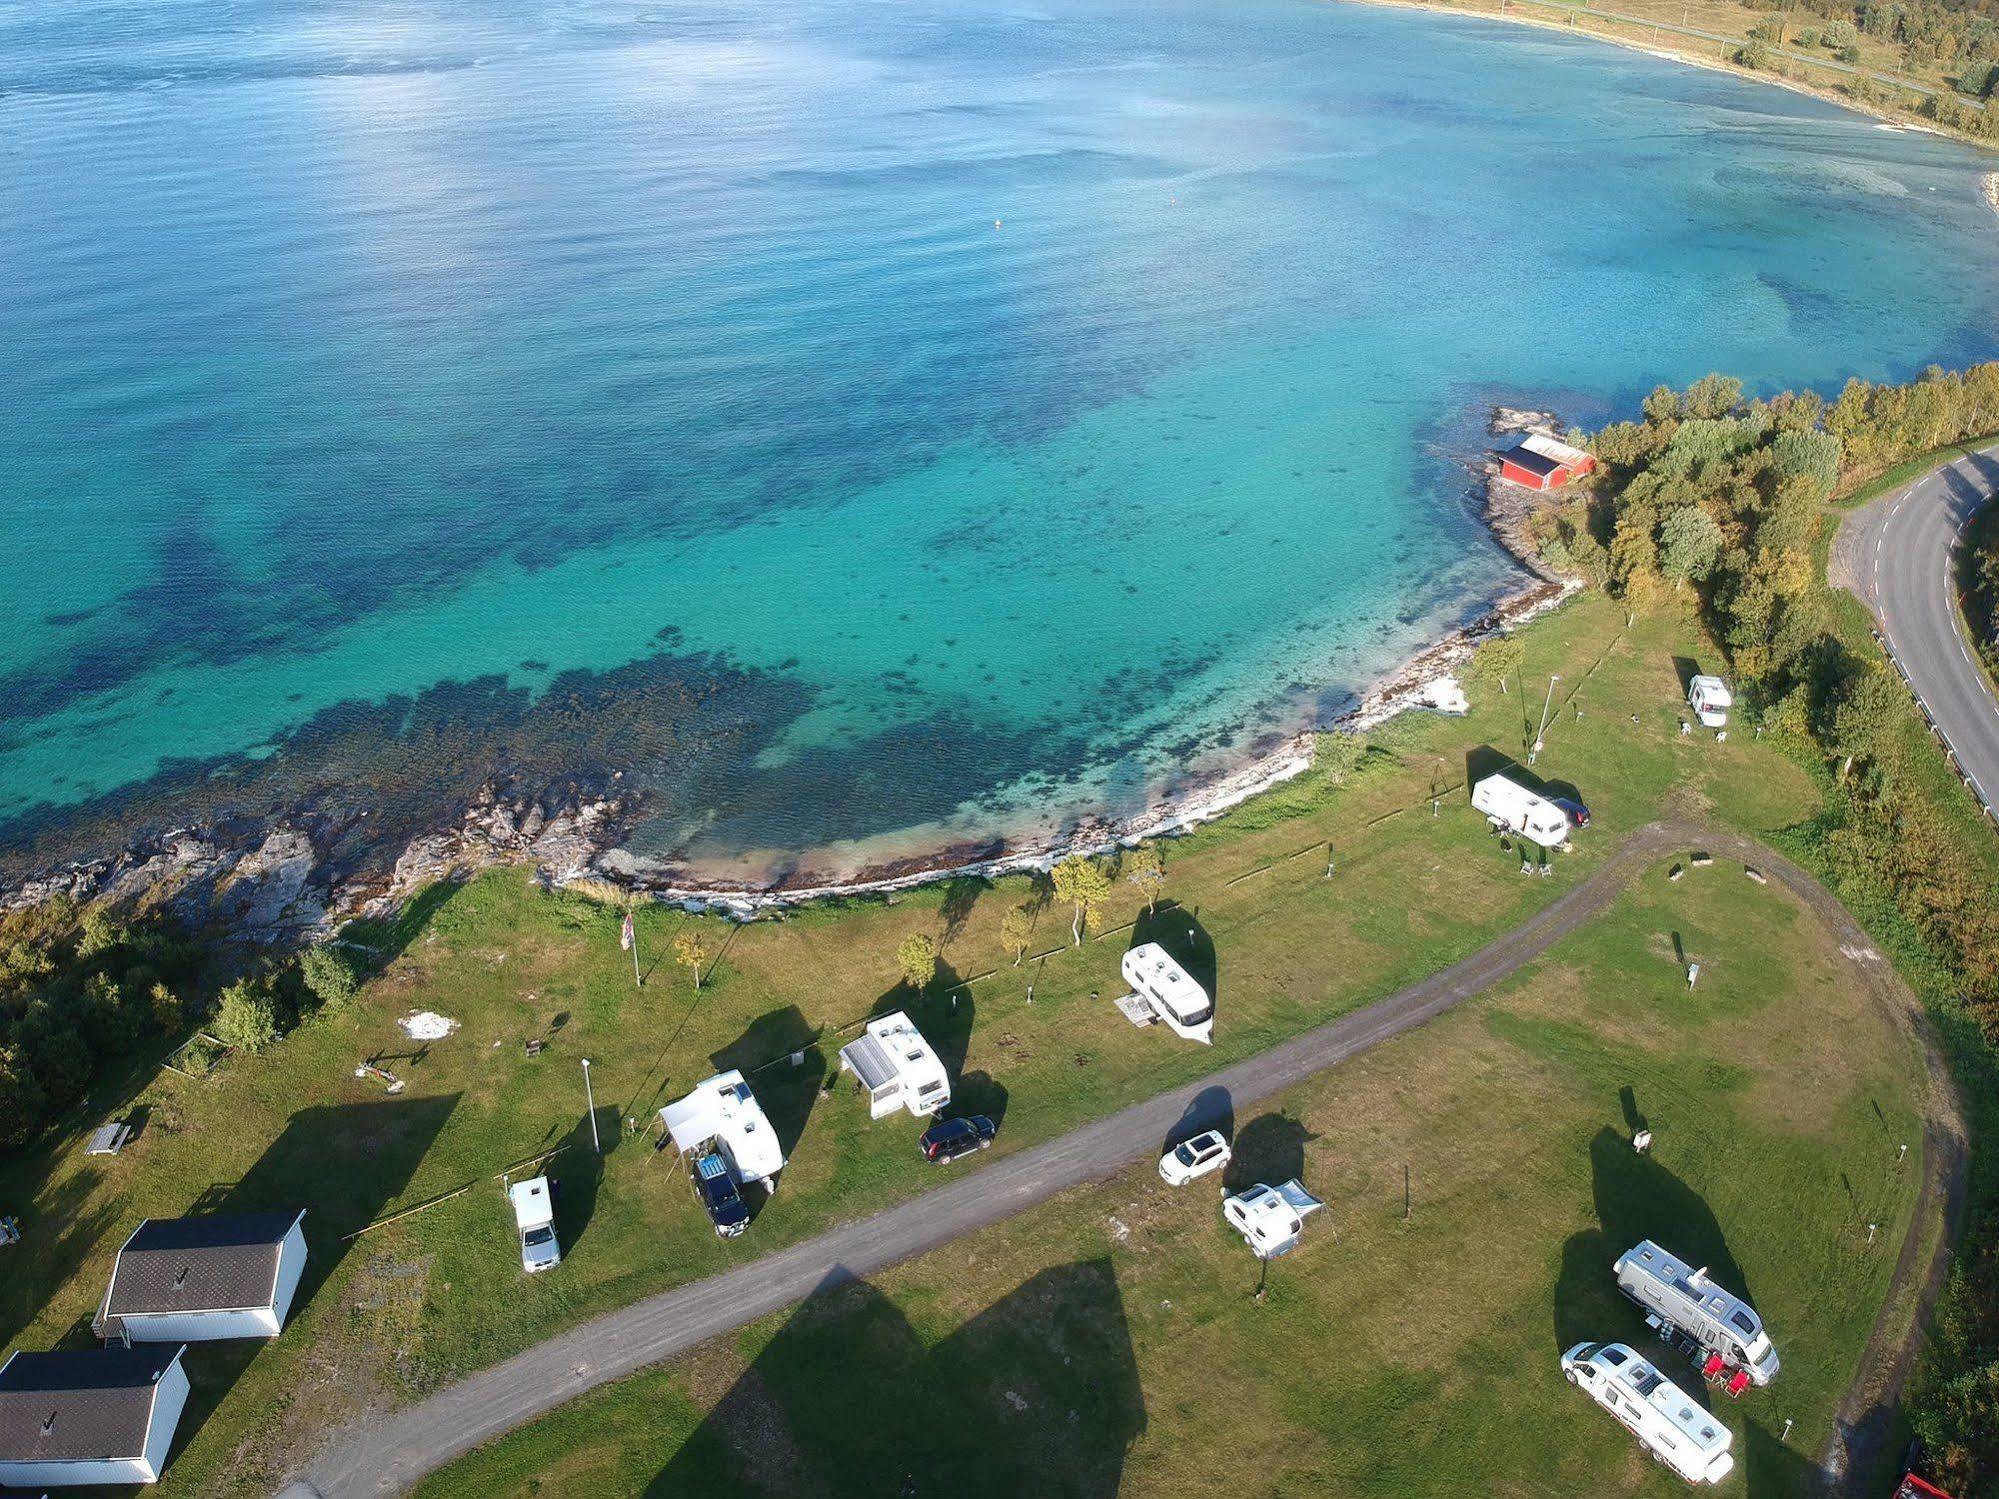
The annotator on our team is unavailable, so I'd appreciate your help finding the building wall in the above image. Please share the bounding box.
[0,1454,158,1488]
[141,1357,191,1481]
[269,1218,309,1331]
[121,1306,279,1341]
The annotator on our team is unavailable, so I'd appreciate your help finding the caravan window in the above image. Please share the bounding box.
[917,1080,945,1097]
[1600,1347,1629,1367]
[1729,1310,1757,1335]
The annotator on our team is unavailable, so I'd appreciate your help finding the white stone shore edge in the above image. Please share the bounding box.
[598,574,1581,919]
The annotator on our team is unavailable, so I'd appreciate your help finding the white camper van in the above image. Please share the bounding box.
[1561,1341,1735,1486]
[838,1011,950,1119]
[1119,943,1215,1044]
[1222,1180,1324,1259]
[1687,675,1733,729]
[508,1176,560,1274]
[1471,773,1572,849]
[1615,1240,1779,1386]
[659,1070,785,1191]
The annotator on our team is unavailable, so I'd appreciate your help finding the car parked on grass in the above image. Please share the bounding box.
[693,1152,750,1237]
[919,1114,996,1163]
[1550,795,1591,829]
[1158,1129,1231,1186]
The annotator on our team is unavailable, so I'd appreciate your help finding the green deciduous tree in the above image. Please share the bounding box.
[1123,844,1166,914]
[896,932,938,992]
[299,944,358,1009]
[672,930,710,990]
[212,979,280,1055]
[1658,506,1724,589]
[1049,856,1113,947]
[999,904,1034,967]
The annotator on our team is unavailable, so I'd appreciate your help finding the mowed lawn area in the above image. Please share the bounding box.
[0,593,1831,1493]
[416,858,1927,1498]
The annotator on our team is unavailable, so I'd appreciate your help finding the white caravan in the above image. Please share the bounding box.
[1561,1341,1735,1486]
[1471,773,1572,849]
[838,1011,950,1119]
[1223,1180,1324,1259]
[1687,675,1733,729]
[659,1070,785,1190]
[508,1176,560,1274]
[1119,944,1215,1044]
[1616,1240,1779,1386]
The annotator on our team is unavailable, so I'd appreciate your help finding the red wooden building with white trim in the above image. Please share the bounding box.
[1497,431,1597,491]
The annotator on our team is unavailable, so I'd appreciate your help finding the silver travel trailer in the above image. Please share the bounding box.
[1470,773,1571,849]
[1119,943,1214,1044]
[1561,1341,1735,1486]
[1686,674,1733,729]
[1615,1240,1779,1386]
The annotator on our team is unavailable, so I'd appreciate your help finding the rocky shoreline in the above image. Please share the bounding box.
[4,410,1583,933]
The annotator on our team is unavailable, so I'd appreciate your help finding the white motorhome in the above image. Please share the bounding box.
[1561,1341,1735,1486]
[1471,773,1572,849]
[508,1176,560,1274]
[838,1011,950,1119]
[1615,1240,1779,1386]
[1119,943,1215,1044]
[1687,675,1733,729]
[1222,1180,1324,1259]
[659,1070,785,1190]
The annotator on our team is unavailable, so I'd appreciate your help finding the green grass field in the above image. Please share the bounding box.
[0,592,1859,1493]
[412,852,1926,1498]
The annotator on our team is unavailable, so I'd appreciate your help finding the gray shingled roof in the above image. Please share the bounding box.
[0,1344,182,1463]
[104,1210,303,1319]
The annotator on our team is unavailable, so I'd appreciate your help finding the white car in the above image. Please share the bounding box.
[1158,1130,1231,1185]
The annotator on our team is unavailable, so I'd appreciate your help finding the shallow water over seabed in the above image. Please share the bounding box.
[3,0,1998,884]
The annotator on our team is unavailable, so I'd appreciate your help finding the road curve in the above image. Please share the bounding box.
[1835,444,1999,822]
[287,821,1963,1498]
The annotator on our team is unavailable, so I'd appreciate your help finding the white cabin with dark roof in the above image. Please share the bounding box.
[98,1210,308,1343]
[0,1343,190,1487]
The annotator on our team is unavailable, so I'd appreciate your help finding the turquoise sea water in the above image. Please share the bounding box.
[6,0,1999,882]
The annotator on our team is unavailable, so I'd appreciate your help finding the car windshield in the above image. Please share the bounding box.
[524,1226,555,1247]
[1174,1143,1199,1166]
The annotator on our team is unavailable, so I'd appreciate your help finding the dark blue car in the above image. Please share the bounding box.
[919,1114,996,1163]
[694,1152,750,1237]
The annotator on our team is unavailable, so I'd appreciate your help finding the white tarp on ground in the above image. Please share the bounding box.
[400,1012,458,1041]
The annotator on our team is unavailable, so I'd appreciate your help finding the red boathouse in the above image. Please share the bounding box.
[1497,431,1597,492]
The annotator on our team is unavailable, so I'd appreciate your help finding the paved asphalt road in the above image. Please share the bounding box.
[288,820,1962,1498]
[1836,444,1999,823]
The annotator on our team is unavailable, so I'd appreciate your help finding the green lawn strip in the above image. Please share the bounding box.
[0,593,1828,1493]
[414,853,1920,1498]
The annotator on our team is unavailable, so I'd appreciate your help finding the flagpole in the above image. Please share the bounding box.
[629,909,643,989]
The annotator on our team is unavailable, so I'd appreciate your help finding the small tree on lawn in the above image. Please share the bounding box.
[897,932,938,993]
[212,979,280,1055]
[1471,634,1523,695]
[672,930,710,990]
[1320,732,1367,786]
[1124,844,1166,914]
[1050,856,1113,947]
[298,945,358,1009]
[999,905,1034,967]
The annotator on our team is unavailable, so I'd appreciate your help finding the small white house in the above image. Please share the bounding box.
[1471,773,1572,849]
[659,1070,785,1190]
[1687,674,1733,729]
[1119,944,1215,1044]
[1222,1180,1324,1259]
[0,1343,190,1488]
[1561,1341,1735,1485]
[99,1210,308,1343]
[1615,1240,1779,1386]
[838,1012,950,1119]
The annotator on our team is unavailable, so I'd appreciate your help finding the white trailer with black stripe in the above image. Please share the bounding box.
[1615,1240,1779,1386]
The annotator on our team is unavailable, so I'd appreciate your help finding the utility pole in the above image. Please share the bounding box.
[1532,673,1562,761]
[582,1058,601,1153]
